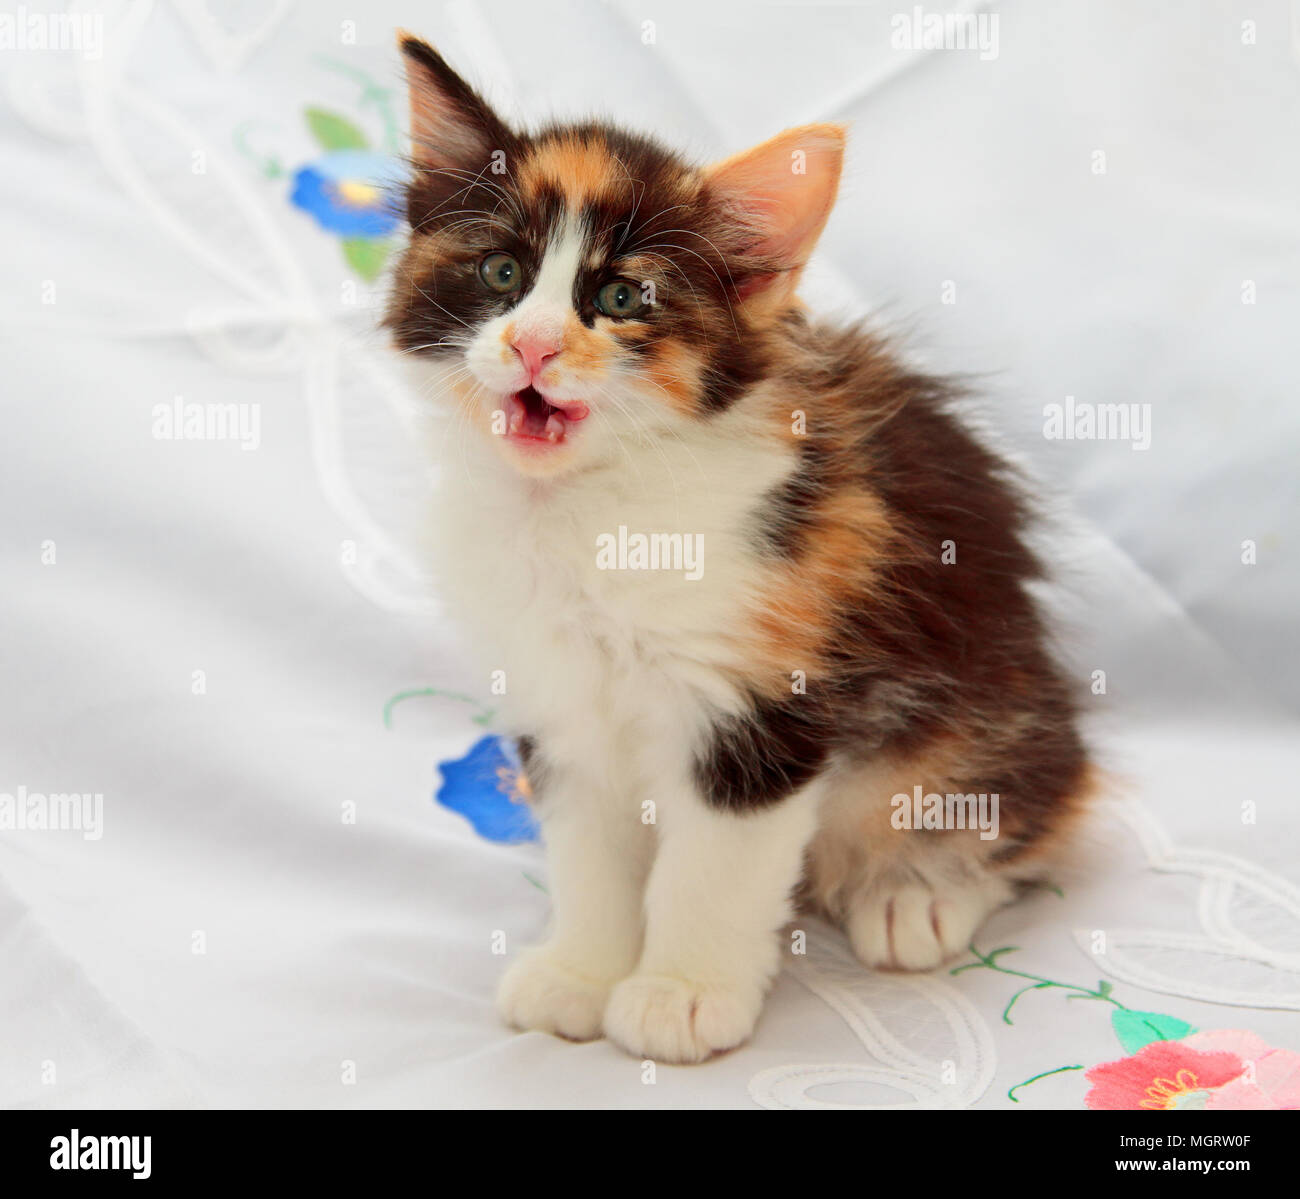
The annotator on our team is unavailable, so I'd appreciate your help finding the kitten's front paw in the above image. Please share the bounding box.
[496,948,615,1042]
[603,974,762,1064]
[846,877,1013,971]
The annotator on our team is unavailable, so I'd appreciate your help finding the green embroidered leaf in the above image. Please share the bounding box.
[1111,1009,1194,1055]
[306,107,368,152]
[342,238,388,281]
[1097,981,1113,998]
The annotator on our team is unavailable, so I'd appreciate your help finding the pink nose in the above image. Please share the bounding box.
[512,334,559,379]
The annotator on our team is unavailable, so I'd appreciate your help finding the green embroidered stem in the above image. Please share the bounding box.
[383,687,495,729]
[1007,1064,1084,1103]
[233,120,285,179]
[951,943,1128,1025]
[522,872,548,893]
[1003,981,1053,1023]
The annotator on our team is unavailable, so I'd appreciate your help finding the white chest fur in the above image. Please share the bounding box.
[431,417,794,774]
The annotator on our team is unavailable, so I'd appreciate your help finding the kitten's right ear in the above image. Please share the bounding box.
[704,124,845,312]
[398,32,515,175]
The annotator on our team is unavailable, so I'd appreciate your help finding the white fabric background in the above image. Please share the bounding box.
[1,0,1298,1109]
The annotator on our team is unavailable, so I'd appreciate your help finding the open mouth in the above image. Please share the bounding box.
[505,386,589,446]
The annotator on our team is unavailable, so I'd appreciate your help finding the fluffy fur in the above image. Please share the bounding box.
[387,34,1091,1063]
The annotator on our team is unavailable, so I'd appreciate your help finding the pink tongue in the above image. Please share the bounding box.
[508,391,570,441]
[507,390,589,442]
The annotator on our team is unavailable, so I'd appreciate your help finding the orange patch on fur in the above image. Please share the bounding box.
[500,320,519,365]
[555,311,612,377]
[744,486,895,696]
[642,338,703,415]
[518,135,619,208]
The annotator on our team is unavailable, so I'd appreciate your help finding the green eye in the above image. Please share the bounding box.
[479,252,521,294]
[594,279,648,318]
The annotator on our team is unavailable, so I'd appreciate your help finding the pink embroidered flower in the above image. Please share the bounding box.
[1086,1029,1300,1110]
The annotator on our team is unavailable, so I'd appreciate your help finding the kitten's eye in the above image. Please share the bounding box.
[479,252,522,294]
[593,279,648,318]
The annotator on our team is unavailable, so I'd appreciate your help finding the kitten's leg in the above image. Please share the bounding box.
[497,765,653,1042]
[809,751,1089,971]
[845,873,1014,971]
[603,781,823,1063]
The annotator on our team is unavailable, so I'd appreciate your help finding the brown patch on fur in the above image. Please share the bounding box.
[404,229,465,273]
[994,760,1108,873]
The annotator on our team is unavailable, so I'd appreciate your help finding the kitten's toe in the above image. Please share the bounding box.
[846,877,1013,971]
[496,948,616,1042]
[603,974,761,1063]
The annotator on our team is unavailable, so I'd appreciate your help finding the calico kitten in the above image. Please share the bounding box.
[387,34,1091,1063]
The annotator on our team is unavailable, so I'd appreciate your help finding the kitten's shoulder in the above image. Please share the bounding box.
[753,307,1038,567]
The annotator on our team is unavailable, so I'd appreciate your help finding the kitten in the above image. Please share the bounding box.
[387,34,1092,1064]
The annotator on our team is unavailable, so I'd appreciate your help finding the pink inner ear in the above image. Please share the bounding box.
[401,38,505,172]
[708,126,845,274]
[408,78,483,168]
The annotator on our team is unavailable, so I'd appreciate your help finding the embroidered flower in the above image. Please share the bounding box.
[1085,1030,1300,1110]
[289,149,402,238]
[435,734,541,844]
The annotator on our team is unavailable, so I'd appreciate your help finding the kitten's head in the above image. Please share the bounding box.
[386,34,844,478]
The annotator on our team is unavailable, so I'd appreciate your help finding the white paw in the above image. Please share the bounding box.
[603,974,762,1064]
[496,948,617,1042]
[846,877,1013,971]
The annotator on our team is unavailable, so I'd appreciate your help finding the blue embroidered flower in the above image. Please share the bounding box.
[289,149,403,238]
[435,734,541,844]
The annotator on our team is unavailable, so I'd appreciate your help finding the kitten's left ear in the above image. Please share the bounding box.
[398,32,516,175]
[705,124,845,309]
